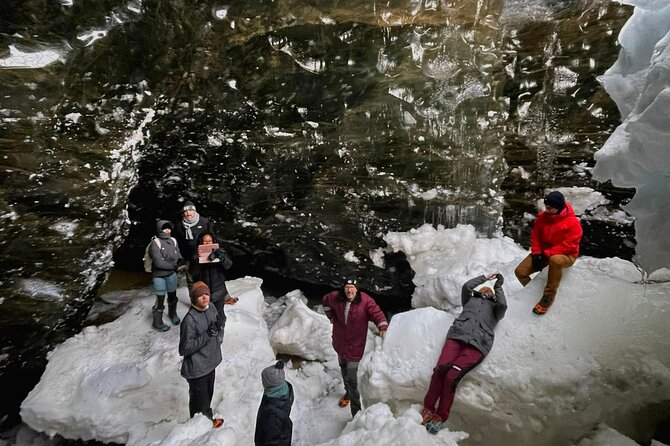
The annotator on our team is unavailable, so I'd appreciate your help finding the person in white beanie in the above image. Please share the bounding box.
[422,272,507,434]
[173,200,217,278]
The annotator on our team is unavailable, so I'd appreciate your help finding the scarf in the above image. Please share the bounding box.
[182,211,200,240]
[264,381,289,398]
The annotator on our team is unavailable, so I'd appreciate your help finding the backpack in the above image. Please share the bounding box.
[143,237,177,273]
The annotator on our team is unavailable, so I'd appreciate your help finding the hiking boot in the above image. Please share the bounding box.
[167,304,180,326]
[152,309,170,332]
[212,418,224,429]
[167,293,180,325]
[338,395,350,407]
[532,295,555,316]
[420,408,434,425]
[426,415,444,434]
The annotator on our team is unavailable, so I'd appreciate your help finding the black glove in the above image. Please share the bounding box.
[531,254,547,272]
[495,274,504,286]
[208,249,221,262]
[207,321,219,337]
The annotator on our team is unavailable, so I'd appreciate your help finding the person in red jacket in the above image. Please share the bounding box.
[515,191,583,315]
[322,279,388,417]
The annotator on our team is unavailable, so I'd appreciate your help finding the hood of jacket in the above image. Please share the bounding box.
[156,219,172,236]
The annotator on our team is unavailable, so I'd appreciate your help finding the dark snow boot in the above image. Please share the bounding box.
[167,291,180,325]
[152,308,170,332]
[152,296,170,332]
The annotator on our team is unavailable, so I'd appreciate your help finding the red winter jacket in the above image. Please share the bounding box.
[322,290,388,362]
[531,202,583,258]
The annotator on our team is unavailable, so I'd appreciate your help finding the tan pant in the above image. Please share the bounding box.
[514,254,576,299]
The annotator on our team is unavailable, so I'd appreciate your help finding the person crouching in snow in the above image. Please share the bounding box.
[421,273,507,434]
[254,361,294,446]
[179,281,224,428]
[322,279,388,417]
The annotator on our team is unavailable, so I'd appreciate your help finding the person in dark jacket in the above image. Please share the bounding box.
[322,279,388,417]
[188,232,237,341]
[149,220,183,331]
[173,201,217,267]
[255,360,294,446]
[422,273,507,434]
[514,190,583,315]
[179,281,224,428]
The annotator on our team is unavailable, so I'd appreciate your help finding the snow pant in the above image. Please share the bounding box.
[423,339,484,421]
[514,254,576,299]
[187,369,216,419]
[339,358,361,417]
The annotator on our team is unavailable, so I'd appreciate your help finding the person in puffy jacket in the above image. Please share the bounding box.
[179,282,224,429]
[422,273,507,434]
[149,220,183,331]
[322,279,388,417]
[514,190,583,315]
[255,361,294,446]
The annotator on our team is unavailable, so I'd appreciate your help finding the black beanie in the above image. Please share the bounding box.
[544,191,565,211]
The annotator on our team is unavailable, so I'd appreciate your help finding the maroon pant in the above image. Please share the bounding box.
[423,339,484,420]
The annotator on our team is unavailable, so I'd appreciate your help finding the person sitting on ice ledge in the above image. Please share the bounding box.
[514,190,583,315]
[422,273,507,434]
[322,279,388,417]
[179,281,224,429]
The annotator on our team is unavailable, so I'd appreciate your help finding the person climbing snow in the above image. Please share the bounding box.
[322,279,388,417]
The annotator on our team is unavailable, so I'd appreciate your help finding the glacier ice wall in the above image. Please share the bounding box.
[593,0,670,273]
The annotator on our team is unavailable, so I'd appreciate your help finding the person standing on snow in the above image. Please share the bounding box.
[189,232,238,342]
[514,190,583,315]
[173,201,217,276]
[422,273,507,434]
[322,279,388,417]
[254,360,294,446]
[148,220,184,331]
[179,281,224,429]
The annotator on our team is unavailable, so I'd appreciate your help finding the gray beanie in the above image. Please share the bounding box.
[261,361,286,389]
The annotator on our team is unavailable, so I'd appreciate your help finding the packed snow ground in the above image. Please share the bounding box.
[18,224,670,446]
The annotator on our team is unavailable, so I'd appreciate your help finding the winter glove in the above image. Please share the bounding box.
[207,321,219,337]
[495,273,504,286]
[208,249,222,262]
[531,254,548,272]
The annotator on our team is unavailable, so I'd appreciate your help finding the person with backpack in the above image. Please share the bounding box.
[148,220,184,332]
[179,281,224,429]
[322,279,388,417]
[189,232,237,342]
[255,360,294,446]
[421,273,507,434]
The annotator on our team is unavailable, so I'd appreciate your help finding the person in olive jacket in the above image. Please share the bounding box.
[179,282,224,428]
[255,360,294,446]
[322,279,388,417]
[422,273,507,434]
